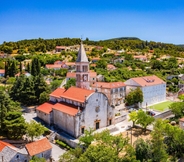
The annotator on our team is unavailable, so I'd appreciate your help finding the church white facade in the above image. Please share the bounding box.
[36,42,115,138]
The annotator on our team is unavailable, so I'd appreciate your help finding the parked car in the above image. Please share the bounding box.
[147,110,156,116]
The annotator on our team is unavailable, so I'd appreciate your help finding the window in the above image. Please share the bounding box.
[109,119,112,125]
[17,155,19,158]
[96,122,100,130]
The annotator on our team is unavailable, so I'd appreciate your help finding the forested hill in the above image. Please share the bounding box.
[177,44,184,48]
[0,37,184,56]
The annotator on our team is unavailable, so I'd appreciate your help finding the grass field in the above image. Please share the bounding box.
[149,101,173,111]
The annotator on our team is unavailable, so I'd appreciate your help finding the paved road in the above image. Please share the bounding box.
[51,142,66,162]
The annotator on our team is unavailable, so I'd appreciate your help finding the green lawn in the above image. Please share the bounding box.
[149,101,173,111]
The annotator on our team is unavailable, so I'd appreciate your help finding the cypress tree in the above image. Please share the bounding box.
[19,61,22,74]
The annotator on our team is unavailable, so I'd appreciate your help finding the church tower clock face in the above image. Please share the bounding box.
[83,75,87,81]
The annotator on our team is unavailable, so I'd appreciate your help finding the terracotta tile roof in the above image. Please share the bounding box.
[107,64,116,70]
[60,86,94,103]
[91,82,126,89]
[55,46,66,49]
[66,72,76,78]
[133,55,147,59]
[50,88,66,98]
[0,69,5,74]
[130,75,165,87]
[65,62,75,66]
[179,117,184,122]
[66,71,96,78]
[0,141,16,151]
[45,64,61,69]
[52,102,79,116]
[92,57,100,60]
[54,60,63,64]
[90,63,96,67]
[36,102,55,114]
[50,87,94,103]
[26,138,52,156]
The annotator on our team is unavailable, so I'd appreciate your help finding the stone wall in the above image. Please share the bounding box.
[114,114,127,124]
[154,110,173,119]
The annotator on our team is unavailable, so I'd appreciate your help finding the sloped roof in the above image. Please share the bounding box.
[0,141,16,151]
[0,69,5,74]
[66,72,76,78]
[65,62,75,66]
[25,138,52,156]
[52,102,79,116]
[36,102,55,114]
[179,117,184,122]
[76,42,88,62]
[50,87,94,103]
[50,88,66,98]
[91,82,126,89]
[45,64,61,69]
[130,75,165,87]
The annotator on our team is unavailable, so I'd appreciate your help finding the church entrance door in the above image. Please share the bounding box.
[96,122,99,130]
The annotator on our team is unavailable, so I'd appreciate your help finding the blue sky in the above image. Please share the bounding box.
[0,0,184,44]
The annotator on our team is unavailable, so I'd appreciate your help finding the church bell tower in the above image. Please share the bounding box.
[75,41,90,89]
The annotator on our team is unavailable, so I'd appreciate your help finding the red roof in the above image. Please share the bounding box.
[36,102,55,114]
[67,71,96,78]
[52,102,79,116]
[50,88,66,98]
[107,64,116,70]
[66,72,76,78]
[179,117,184,122]
[131,75,165,87]
[0,141,16,151]
[50,87,94,103]
[55,46,66,49]
[91,82,126,89]
[0,69,5,74]
[65,62,75,66]
[54,60,63,64]
[26,138,52,156]
[133,55,147,59]
[45,64,61,69]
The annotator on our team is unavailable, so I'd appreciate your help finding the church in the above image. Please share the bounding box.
[36,42,115,138]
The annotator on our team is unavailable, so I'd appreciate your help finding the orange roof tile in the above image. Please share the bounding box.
[52,102,79,116]
[133,55,147,59]
[66,72,76,78]
[26,138,52,156]
[107,64,116,69]
[90,64,96,67]
[131,75,165,87]
[54,60,63,64]
[89,71,97,77]
[45,64,61,69]
[36,102,55,114]
[61,86,94,103]
[55,46,66,49]
[50,87,94,103]
[0,69,5,73]
[91,82,126,89]
[0,141,16,151]
[65,62,75,66]
[179,117,184,122]
[50,88,66,98]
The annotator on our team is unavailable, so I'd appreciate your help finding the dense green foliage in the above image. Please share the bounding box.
[10,75,50,106]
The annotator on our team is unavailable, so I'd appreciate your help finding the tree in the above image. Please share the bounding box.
[169,102,184,118]
[178,94,184,101]
[125,87,143,106]
[64,78,76,90]
[39,92,49,104]
[0,90,21,129]
[136,109,155,133]
[31,57,41,76]
[30,156,46,162]
[96,59,107,69]
[50,79,62,91]
[26,120,47,141]
[3,112,27,139]
[134,138,152,162]
[151,119,169,162]
[129,111,138,127]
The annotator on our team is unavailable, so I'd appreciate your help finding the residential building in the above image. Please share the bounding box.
[179,117,184,129]
[133,55,148,62]
[124,75,166,107]
[107,64,116,71]
[0,69,5,77]
[91,82,126,106]
[25,138,52,160]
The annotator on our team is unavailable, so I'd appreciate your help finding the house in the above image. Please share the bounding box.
[107,64,116,71]
[55,46,67,53]
[179,117,184,129]
[15,71,31,77]
[124,75,166,107]
[133,55,148,62]
[91,58,100,63]
[91,82,126,106]
[96,74,104,82]
[0,140,28,162]
[45,64,62,70]
[0,69,5,77]
[25,138,52,160]
[36,42,115,138]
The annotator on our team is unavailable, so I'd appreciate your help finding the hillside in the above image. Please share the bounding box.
[104,37,141,41]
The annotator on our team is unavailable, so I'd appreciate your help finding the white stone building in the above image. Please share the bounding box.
[36,42,115,138]
[124,75,166,107]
